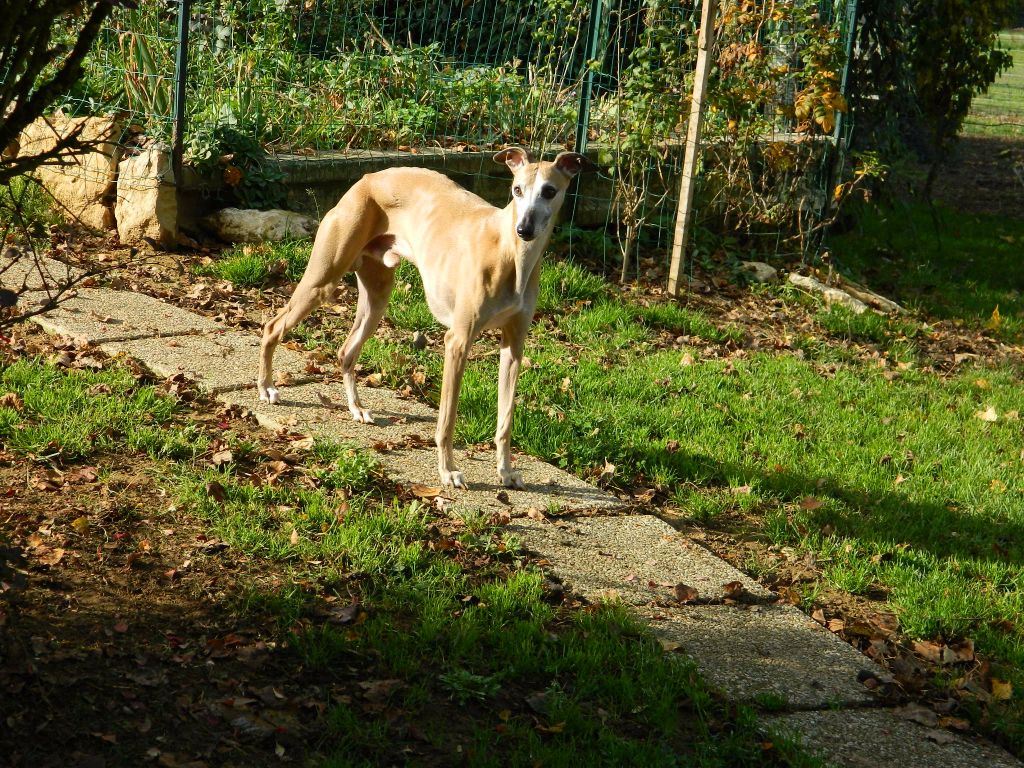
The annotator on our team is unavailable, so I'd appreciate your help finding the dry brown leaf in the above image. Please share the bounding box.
[67,466,98,484]
[211,449,233,466]
[799,496,824,510]
[721,580,745,598]
[410,484,443,499]
[36,546,65,566]
[975,406,999,423]
[0,392,24,411]
[289,528,300,546]
[526,507,547,522]
[205,481,227,504]
[673,583,699,603]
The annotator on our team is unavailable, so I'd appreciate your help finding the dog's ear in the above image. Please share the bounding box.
[552,152,598,178]
[493,146,533,172]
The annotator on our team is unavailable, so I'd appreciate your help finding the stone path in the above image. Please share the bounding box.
[15,267,1022,768]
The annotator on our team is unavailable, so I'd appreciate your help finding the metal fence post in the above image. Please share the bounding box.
[574,0,605,156]
[172,0,192,187]
[568,0,605,222]
[832,0,859,145]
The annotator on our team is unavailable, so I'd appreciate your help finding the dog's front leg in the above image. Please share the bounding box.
[496,321,528,489]
[436,326,473,489]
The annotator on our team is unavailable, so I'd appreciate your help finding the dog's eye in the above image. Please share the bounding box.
[512,185,523,197]
[541,185,557,199]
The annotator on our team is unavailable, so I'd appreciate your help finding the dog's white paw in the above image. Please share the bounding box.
[499,469,527,490]
[349,406,374,424]
[441,470,468,490]
[259,386,280,405]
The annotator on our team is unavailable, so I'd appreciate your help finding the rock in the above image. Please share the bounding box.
[741,261,779,284]
[788,273,869,314]
[203,208,318,243]
[115,147,178,247]
[19,113,124,231]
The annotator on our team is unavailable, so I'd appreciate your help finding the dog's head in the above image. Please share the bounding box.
[493,147,597,242]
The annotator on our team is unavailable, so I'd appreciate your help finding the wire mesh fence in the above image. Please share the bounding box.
[963,29,1024,139]
[44,0,859,272]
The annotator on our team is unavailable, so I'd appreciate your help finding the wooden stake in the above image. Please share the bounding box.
[667,0,719,297]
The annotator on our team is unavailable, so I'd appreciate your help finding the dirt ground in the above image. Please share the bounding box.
[929,135,1024,219]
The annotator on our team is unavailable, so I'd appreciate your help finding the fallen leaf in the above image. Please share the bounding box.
[535,721,566,734]
[896,703,938,728]
[205,481,227,504]
[526,507,547,522]
[289,528,300,546]
[799,496,824,510]
[924,728,957,745]
[359,678,403,703]
[913,639,945,665]
[991,678,1013,700]
[0,392,24,411]
[211,448,233,466]
[721,580,745,598]
[673,583,699,603]
[291,435,315,450]
[36,546,65,566]
[410,484,444,499]
[67,466,98,483]
[317,392,342,410]
[71,516,90,534]
[975,406,999,423]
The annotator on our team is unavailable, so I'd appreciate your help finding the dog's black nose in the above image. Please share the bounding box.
[516,224,535,241]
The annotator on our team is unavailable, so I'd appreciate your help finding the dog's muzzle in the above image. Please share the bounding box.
[515,223,536,241]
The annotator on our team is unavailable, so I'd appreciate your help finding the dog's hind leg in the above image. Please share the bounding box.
[338,256,395,424]
[258,200,375,404]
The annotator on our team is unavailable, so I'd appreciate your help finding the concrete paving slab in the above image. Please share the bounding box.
[765,708,1024,768]
[219,379,621,516]
[509,515,769,605]
[646,604,878,708]
[30,288,224,341]
[1,253,82,292]
[102,333,312,392]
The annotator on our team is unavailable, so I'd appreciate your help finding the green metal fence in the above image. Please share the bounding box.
[55,0,860,270]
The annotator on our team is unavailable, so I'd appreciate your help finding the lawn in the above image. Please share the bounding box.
[963,30,1024,139]
[0,338,814,765]
[195,199,1024,754]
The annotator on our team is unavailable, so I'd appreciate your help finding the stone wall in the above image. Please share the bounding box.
[17,114,178,247]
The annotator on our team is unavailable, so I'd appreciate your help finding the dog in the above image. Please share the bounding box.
[257,147,596,489]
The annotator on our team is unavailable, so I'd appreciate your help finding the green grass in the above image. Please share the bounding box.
[828,200,1024,342]
[1,176,61,242]
[963,30,1024,139]
[264,239,1024,752]
[0,355,808,767]
[195,240,311,287]
[0,358,205,461]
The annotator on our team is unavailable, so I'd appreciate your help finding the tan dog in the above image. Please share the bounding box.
[257,147,596,489]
